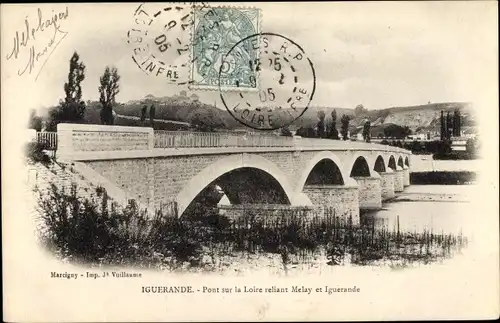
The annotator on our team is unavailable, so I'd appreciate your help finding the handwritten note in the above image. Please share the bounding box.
[5,6,70,80]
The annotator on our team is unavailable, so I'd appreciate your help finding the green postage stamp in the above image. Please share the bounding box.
[190,6,261,91]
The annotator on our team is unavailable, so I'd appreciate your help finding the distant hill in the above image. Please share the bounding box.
[290,102,476,136]
[116,93,240,130]
[75,94,476,135]
[361,102,475,134]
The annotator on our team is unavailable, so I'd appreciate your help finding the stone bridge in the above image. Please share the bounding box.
[57,124,412,224]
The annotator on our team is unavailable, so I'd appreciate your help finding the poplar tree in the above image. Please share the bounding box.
[99,67,120,125]
[48,52,86,130]
[362,120,371,143]
[329,109,339,139]
[340,114,350,141]
[317,110,326,138]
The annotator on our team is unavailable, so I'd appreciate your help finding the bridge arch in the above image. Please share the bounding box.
[397,156,404,168]
[404,156,410,167]
[388,155,397,171]
[350,156,371,177]
[176,154,296,217]
[373,155,386,173]
[296,151,348,191]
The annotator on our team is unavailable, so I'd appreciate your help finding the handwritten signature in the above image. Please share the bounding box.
[6,7,69,80]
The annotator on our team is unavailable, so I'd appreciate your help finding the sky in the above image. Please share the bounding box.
[1,2,498,114]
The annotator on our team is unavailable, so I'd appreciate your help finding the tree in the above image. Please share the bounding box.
[340,114,350,140]
[191,112,215,132]
[188,108,227,132]
[280,126,293,137]
[440,110,445,141]
[403,126,412,138]
[140,105,147,122]
[149,104,156,128]
[296,126,316,138]
[354,104,367,116]
[466,137,478,156]
[383,124,411,139]
[28,109,43,131]
[47,52,86,130]
[454,109,461,136]
[317,110,326,138]
[362,120,371,143]
[99,66,120,125]
[445,112,453,140]
[328,109,339,139]
[410,141,422,153]
[437,140,452,154]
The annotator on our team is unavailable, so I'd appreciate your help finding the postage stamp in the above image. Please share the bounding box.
[219,32,316,130]
[190,6,261,90]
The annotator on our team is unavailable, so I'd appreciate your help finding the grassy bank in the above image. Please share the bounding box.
[34,183,468,272]
[410,171,476,185]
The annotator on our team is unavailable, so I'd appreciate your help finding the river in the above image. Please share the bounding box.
[363,184,477,237]
[410,154,479,172]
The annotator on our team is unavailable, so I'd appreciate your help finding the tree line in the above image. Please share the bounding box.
[381,137,479,159]
[281,105,373,143]
[440,109,462,140]
[28,52,122,131]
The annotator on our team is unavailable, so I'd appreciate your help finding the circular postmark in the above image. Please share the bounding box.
[218,32,316,130]
[127,3,206,85]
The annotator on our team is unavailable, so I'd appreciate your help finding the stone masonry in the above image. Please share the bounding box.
[394,166,405,192]
[403,165,410,186]
[379,170,395,201]
[302,184,360,225]
[56,124,412,219]
[352,175,382,210]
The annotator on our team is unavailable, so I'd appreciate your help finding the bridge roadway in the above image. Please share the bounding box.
[57,124,412,225]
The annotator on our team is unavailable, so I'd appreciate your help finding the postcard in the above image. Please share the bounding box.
[2,1,499,321]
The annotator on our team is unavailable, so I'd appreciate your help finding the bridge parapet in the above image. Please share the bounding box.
[56,124,411,160]
[57,123,154,160]
[154,130,294,148]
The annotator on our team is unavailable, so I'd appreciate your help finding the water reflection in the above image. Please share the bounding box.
[362,185,474,237]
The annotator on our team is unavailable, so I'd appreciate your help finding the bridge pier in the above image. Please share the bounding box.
[352,173,382,210]
[217,204,315,223]
[403,165,410,187]
[302,180,360,225]
[379,170,395,201]
[394,166,405,192]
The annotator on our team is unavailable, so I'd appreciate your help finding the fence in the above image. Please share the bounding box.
[38,129,409,151]
[154,131,294,148]
[36,132,58,150]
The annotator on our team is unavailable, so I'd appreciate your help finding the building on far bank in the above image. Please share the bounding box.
[450,136,468,151]
[406,133,428,141]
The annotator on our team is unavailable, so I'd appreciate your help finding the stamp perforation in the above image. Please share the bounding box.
[188,4,263,92]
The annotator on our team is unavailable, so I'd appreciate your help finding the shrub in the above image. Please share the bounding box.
[25,142,51,165]
[432,151,476,160]
[295,126,317,138]
[280,126,293,137]
[410,171,476,184]
[35,183,468,270]
[36,183,203,267]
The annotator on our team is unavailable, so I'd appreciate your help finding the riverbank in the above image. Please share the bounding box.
[410,171,476,185]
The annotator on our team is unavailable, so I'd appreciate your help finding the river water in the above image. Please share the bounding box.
[364,184,476,237]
